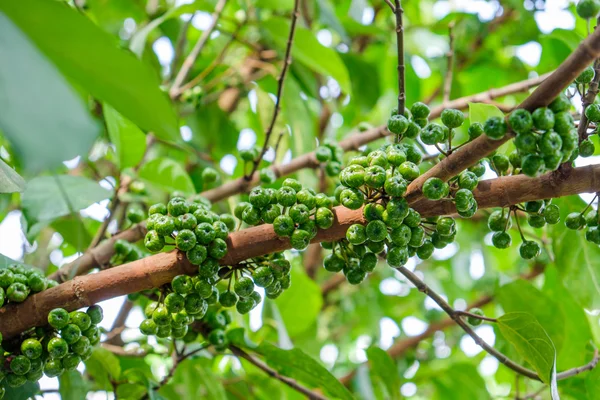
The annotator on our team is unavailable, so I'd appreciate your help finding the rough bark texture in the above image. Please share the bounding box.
[2,165,599,339]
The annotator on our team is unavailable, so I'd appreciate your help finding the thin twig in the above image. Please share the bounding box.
[443,21,455,104]
[395,265,600,382]
[454,310,497,323]
[394,0,405,116]
[169,0,228,98]
[166,13,196,83]
[246,0,300,180]
[384,0,395,12]
[230,346,327,400]
[174,20,246,97]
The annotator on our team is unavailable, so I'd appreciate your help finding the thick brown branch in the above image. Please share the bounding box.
[230,346,327,400]
[578,19,600,141]
[48,223,147,283]
[46,73,556,284]
[3,165,600,339]
[405,28,600,203]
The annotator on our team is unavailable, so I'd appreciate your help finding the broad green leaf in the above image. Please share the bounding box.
[117,383,147,399]
[138,158,196,195]
[468,103,504,125]
[21,175,111,223]
[0,159,26,193]
[85,348,122,390]
[0,12,99,172]
[367,347,401,400]
[497,312,556,384]
[186,103,239,159]
[0,254,16,268]
[51,216,101,250]
[274,265,323,337]
[542,266,594,369]
[2,381,40,400]
[59,370,88,400]
[262,17,351,94]
[585,365,600,397]
[432,364,489,400]
[253,342,354,400]
[554,227,600,309]
[0,0,179,142]
[104,103,147,169]
[497,280,565,356]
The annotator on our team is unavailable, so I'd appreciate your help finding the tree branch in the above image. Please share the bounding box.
[578,18,600,141]
[246,0,300,180]
[394,0,405,115]
[169,0,228,98]
[4,165,600,339]
[394,265,600,382]
[405,27,600,203]
[229,345,327,400]
[46,73,555,284]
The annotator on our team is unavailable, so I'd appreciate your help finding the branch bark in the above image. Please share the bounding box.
[405,27,600,203]
[4,165,600,339]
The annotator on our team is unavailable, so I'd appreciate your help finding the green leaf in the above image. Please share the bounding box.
[554,227,600,309]
[117,383,147,399]
[585,365,600,397]
[256,0,295,10]
[0,254,16,268]
[542,266,594,369]
[366,347,401,400]
[138,158,195,195]
[262,17,351,94]
[59,370,88,400]
[0,12,99,172]
[497,312,556,384]
[85,348,122,390]
[0,159,26,193]
[21,175,111,223]
[251,342,354,400]
[2,381,40,400]
[468,103,505,125]
[104,103,147,169]
[497,280,565,356]
[274,265,323,337]
[0,0,179,142]
[432,364,489,400]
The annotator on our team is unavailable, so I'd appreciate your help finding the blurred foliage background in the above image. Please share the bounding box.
[1,0,600,399]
